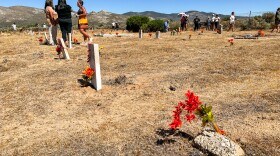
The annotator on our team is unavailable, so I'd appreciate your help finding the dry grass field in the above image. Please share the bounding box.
[0,29,279,155]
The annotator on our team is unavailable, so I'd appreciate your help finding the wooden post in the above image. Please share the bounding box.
[156,31,160,39]
[59,38,70,59]
[139,29,143,38]
[88,44,102,91]
[68,33,72,49]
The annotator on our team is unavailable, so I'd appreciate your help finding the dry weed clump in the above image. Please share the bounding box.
[0,30,279,155]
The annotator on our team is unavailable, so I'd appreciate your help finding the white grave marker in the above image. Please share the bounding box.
[88,44,102,91]
[68,33,72,49]
[59,38,70,59]
[139,29,143,38]
[156,31,160,39]
[44,32,49,45]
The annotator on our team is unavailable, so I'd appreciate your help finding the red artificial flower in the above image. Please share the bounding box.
[169,102,183,129]
[185,90,202,114]
[56,46,62,52]
[38,37,43,42]
[83,67,95,78]
[186,114,196,122]
[169,118,182,129]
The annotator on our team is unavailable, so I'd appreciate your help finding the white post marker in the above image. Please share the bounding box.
[156,31,160,39]
[59,38,70,59]
[139,29,143,38]
[44,32,49,45]
[68,33,72,49]
[218,24,223,34]
[88,44,102,91]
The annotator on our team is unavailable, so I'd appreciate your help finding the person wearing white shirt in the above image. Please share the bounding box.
[211,14,215,31]
[112,22,116,29]
[12,23,17,31]
[228,12,235,32]
[214,15,220,31]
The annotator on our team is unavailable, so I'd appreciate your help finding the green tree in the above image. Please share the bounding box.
[147,19,164,32]
[126,16,150,32]
[262,12,275,23]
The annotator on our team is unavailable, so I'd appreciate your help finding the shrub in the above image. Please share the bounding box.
[140,23,149,32]
[262,12,275,23]
[169,21,180,31]
[147,19,164,32]
[126,16,150,32]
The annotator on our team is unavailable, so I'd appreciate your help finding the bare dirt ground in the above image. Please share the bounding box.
[0,30,279,156]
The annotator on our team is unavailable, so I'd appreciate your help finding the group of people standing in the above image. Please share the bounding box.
[178,13,225,32]
[44,0,90,46]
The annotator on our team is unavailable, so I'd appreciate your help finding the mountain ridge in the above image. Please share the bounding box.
[0,6,230,29]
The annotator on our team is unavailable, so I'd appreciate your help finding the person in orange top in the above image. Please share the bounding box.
[76,0,91,45]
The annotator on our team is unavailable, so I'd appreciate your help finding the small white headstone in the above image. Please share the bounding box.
[88,44,102,91]
[59,38,70,60]
[218,24,223,34]
[68,33,72,49]
[139,29,143,38]
[156,31,160,39]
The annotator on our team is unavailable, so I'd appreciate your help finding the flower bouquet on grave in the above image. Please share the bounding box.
[73,38,78,44]
[38,37,44,45]
[148,32,152,38]
[258,30,265,37]
[99,46,104,53]
[201,28,205,33]
[81,66,95,87]
[169,90,225,135]
[116,32,119,36]
[228,38,234,46]
[56,45,62,56]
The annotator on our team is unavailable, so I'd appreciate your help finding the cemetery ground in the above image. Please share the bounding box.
[0,30,279,155]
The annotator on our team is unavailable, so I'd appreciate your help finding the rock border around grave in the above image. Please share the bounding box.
[193,129,245,156]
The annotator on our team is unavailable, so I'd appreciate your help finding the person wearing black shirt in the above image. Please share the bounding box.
[193,16,200,31]
[55,0,72,42]
[271,8,280,33]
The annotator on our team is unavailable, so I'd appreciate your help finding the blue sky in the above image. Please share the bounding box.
[0,0,278,15]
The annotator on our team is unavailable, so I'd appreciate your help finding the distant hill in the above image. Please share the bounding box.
[0,6,234,30]
[0,6,45,27]
[122,10,228,21]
